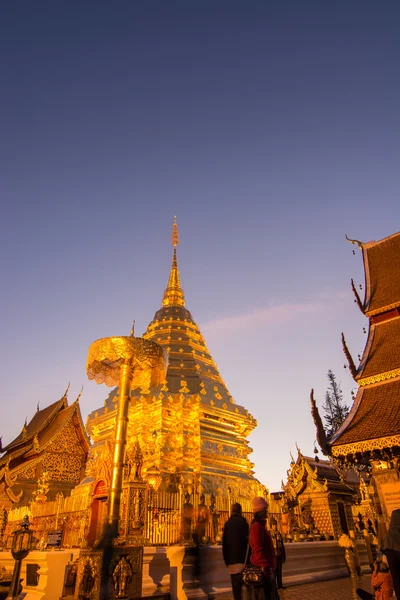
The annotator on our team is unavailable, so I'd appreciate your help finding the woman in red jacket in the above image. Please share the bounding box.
[249,497,278,600]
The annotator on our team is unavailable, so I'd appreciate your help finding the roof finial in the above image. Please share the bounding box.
[36,402,40,412]
[171,216,180,247]
[341,332,358,378]
[75,386,84,403]
[130,320,135,337]
[63,383,70,398]
[345,234,364,249]
[310,389,329,454]
[351,279,365,313]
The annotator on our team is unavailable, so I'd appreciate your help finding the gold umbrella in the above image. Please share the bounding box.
[86,336,168,538]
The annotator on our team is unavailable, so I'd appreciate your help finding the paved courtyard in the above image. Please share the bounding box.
[278,575,373,600]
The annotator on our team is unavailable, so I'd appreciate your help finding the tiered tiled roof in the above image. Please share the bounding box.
[362,232,400,316]
[326,232,400,457]
[331,380,400,447]
[356,316,400,384]
[1,394,68,456]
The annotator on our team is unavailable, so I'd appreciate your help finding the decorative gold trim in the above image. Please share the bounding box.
[358,368,400,387]
[366,301,400,317]
[331,434,400,457]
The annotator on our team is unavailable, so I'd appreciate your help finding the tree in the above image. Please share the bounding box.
[322,370,350,438]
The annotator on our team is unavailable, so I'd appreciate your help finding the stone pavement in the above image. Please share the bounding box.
[278,575,373,600]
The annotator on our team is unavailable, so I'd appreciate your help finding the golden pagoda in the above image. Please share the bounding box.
[311,231,400,527]
[86,219,266,509]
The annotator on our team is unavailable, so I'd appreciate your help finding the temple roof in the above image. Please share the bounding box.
[362,232,400,316]
[2,393,68,454]
[312,232,400,458]
[305,456,358,493]
[356,316,400,384]
[284,452,357,497]
[1,389,89,465]
[330,378,400,447]
[25,402,89,457]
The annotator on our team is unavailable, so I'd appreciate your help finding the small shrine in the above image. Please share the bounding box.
[280,449,358,540]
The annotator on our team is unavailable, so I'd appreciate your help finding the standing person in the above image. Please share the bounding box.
[249,497,278,600]
[382,508,400,599]
[270,520,286,590]
[222,503,249,600]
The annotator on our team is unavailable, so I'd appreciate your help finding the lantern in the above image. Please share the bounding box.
[7,516,34,600]
[146,466,162,492]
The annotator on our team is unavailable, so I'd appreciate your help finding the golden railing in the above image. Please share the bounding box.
[5,493,91,548]
[5,492,279,548]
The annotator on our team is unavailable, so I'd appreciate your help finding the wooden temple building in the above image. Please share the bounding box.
[0,388,89,511]
[279,449,359,540]
[311,231,400,530]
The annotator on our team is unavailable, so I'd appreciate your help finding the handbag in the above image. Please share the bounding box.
[242,527,265,587]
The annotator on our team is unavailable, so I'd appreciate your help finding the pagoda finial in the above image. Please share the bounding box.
[341,333,358,378]
[162,218,185,308]
[171,215,180,247]
[130,320,135,337]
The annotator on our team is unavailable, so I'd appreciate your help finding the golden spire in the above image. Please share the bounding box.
[171,215,180,247]
[162,217,185,307]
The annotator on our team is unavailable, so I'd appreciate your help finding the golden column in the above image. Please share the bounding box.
[86,335,168,539]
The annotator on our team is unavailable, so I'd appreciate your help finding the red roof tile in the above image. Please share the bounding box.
[363,232,400,316]
[2,397,66,453]
[332,379,400,446]
[357,316,400,381]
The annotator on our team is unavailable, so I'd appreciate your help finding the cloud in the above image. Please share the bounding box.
[201,291,348,336]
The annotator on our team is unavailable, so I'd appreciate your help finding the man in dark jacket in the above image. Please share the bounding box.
[222,503,249,600]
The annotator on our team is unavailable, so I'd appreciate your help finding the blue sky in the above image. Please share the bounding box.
[1,1,399,491]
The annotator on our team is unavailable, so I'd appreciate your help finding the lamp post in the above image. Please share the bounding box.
[6,516,34,600]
